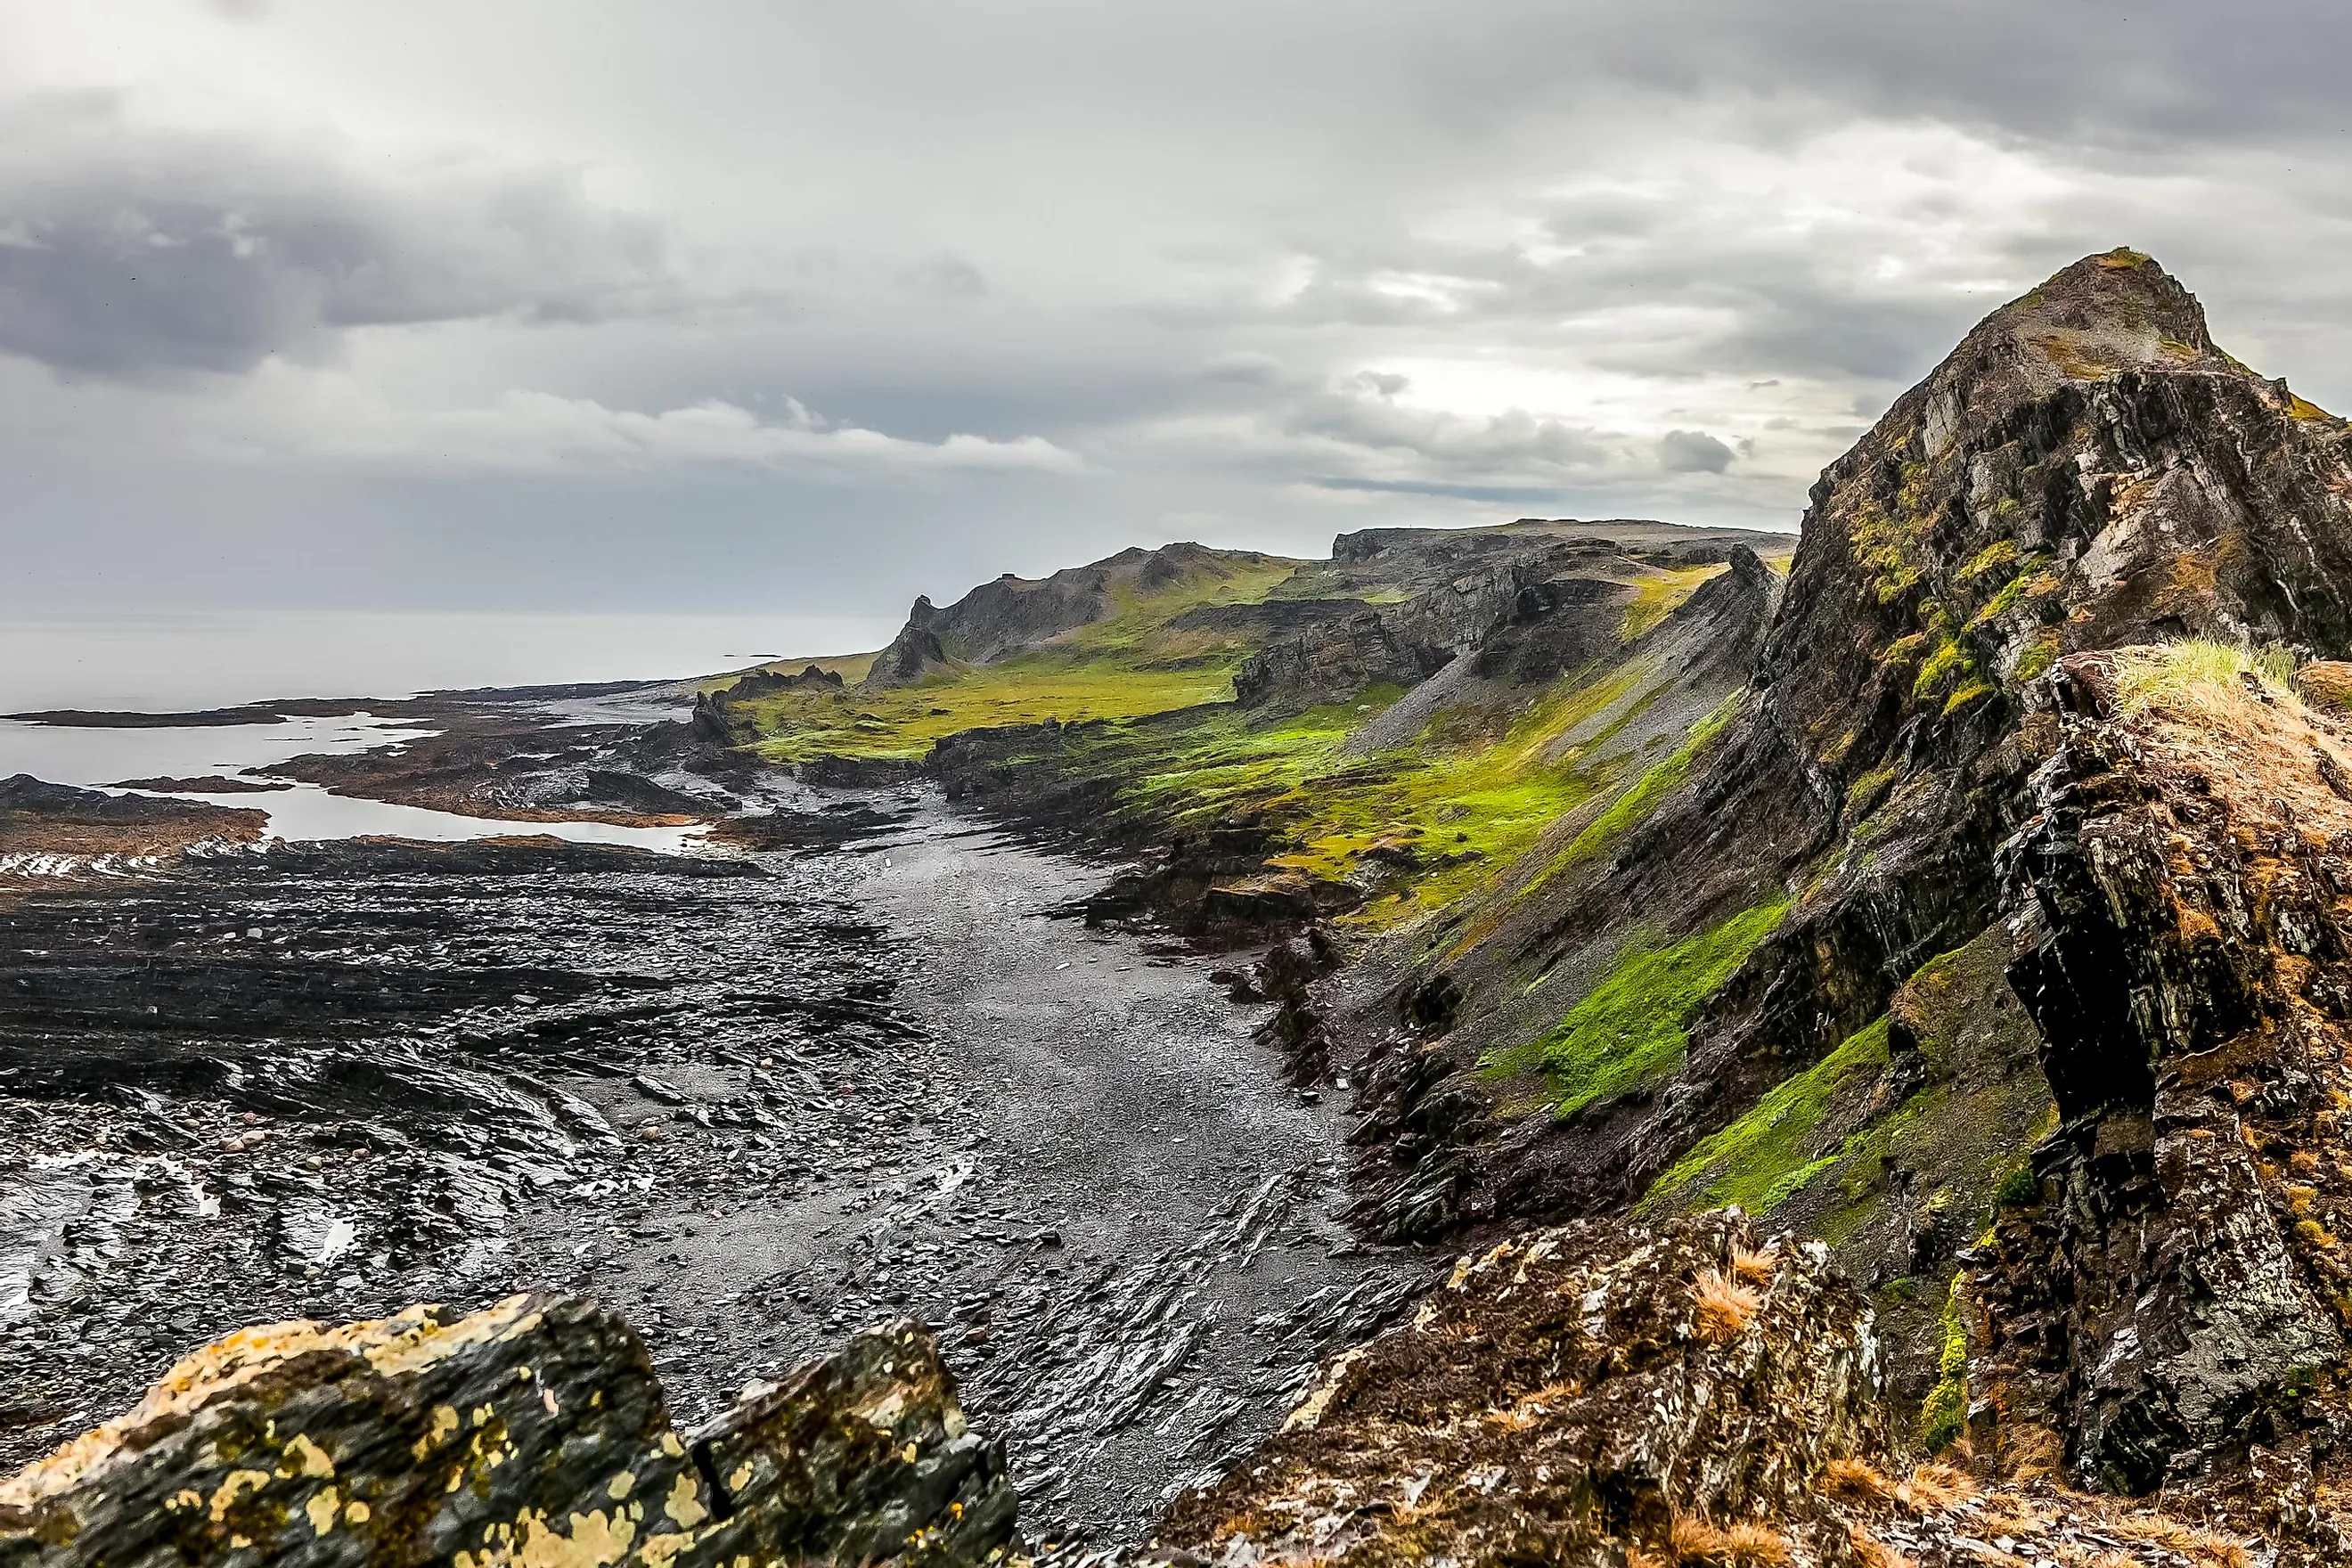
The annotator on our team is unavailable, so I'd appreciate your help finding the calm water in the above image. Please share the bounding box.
[0,713,710,853]
[0,609,894,714]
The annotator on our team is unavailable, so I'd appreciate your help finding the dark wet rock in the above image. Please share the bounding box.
[0,775,268,866]
[1975,653,2352,1495]
[108,776,289,795]
[1149,1210,1891,1567]
[0,1296,1017,1568]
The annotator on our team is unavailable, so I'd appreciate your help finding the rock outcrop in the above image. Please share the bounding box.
[1335,249,2352,1257]
[862,543,1290,690]
[1151,1210,1891,1567]
[1976,650,2352,1504]
[0,1295,1017,1568]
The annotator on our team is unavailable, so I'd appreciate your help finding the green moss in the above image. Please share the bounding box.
[2013,629,2062,683]
[1644,1017,1893,1215]
[1917,1274,1971,1451]
[1489,896,1790,1118]
[1943,679,1994,716]
[1850,501,1928,607]
[1959,539,2017,582]
[1912,640,1971,699]
[1841,763,1897,825]
[1882,632,1929,667]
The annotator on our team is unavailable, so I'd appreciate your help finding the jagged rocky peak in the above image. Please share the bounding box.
[1771,246,2352,778]
[862,540,1285,689]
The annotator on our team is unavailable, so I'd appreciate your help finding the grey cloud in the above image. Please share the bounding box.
[1313,477,1569,503]
[1197,351,1285,384]
[902,252,988,298]
[1351,371,1410,397]
[1658,429,1734,473]
[1285,390,1613,472]
[0,96,671,376]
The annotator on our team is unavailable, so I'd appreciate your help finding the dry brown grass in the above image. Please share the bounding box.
[1728,1243,1779,1287]
[1668,1515,1793,1566]
[1692,1270,1762,1343]
[1816,1457,1897,1507]
[1892,1461,1978,1514]
[2000,1422,2064,1482]
[1976,1490,2048,1537]
[2101,1513,2250,1568]
[1845,1524,1916,1568]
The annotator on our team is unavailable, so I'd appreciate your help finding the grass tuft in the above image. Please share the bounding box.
[2111,639,2295,716]
[1669,1516,1792,1567]
[1692,1270,1762,1344]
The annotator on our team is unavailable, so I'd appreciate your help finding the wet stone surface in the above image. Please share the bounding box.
[0,790,1425,1553]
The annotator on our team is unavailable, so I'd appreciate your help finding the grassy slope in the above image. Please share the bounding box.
[731,554,1301,764]
[739,551,1737,934]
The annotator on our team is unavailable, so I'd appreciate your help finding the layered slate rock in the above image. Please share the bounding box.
[1979,653,2352,1504]
[0,1295,1016,1568]
[1150,1211,1891,1568]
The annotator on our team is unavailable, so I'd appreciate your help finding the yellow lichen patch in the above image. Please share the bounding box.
[608,1471,637,1500]
[281,1433,337,1479]
[417,1404,462,1458]
[208,1468,273,1523]
[663,1470,709,1530]
[485,1507,641,1568]
[306,1485,341,1537]
[0,1297,551,1514]
[345,1499,372,1525]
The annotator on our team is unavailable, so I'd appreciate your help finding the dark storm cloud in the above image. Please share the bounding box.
[1657,430,1733,474]
[0,95,671,376]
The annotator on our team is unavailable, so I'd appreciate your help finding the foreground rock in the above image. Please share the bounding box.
[1150,1211,1891,1567]
[0,1295,1017,1568]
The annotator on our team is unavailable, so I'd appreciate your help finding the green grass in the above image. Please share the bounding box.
[1558,694,1739,863]
[737,547,1753,929]
[734,555,1303,763]
[1487,896,1790,1117]
[1618,562,1728,641]
[2111,638,2295,713]
[1643,1017,1892,1215]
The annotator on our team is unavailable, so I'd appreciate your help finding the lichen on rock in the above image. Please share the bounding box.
[0,1296,1017,1568]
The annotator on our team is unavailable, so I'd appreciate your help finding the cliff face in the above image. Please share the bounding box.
[1979,651,2352,1499]
[1311,252,2352,1474]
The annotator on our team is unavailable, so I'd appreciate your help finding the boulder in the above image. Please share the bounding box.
[0,1296,1017,1568]
[1149,1211,1891,1567]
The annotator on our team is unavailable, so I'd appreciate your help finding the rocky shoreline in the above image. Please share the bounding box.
[0,708,1426,1553]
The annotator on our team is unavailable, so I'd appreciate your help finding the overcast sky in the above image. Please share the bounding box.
[5,1,2352,624]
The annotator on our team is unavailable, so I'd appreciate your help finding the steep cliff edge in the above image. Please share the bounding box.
[1333,249,2352,1269]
